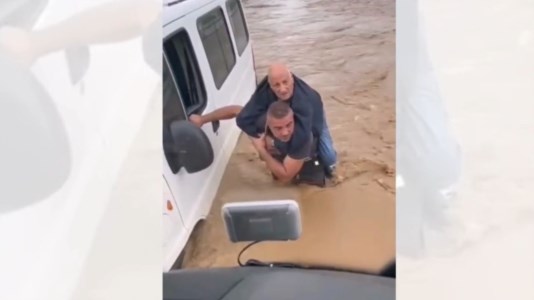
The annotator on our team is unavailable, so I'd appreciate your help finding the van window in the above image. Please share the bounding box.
[163,57,185,174]
[164,29,207,115]
[163,57,186,126]
[197,7,236,89]
[226,0,249,55]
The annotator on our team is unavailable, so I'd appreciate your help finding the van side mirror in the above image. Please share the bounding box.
[165,120,214,173]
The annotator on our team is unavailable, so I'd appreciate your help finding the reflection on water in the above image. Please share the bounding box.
[184,0,395,272]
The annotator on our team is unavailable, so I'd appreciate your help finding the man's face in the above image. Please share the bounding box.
[268,71,294,101]
[267,112,294,142]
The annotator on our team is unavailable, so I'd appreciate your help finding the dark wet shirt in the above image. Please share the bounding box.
[268,130,316,161]
[236,74,324,159]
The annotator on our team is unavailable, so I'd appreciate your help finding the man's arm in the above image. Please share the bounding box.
[252,136,311,183]
[235,76,271,138]
[256,147,304,183]
[189,105,242,127]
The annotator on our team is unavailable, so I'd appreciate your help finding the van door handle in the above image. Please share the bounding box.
[211,120,220,135]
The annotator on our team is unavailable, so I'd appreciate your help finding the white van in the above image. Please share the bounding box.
[162,0,257,271]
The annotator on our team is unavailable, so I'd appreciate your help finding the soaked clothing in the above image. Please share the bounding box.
[269,131,315,162]
[264,124,326,187]
[255,113,315,161]
[236,74,325,160]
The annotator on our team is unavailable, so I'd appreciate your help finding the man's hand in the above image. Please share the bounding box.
[255,146,305,184]
[264,135,278,154]
[188,114,203,128]
[251,134,266,151]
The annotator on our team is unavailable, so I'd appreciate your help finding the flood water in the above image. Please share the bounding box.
[183,0,395,273]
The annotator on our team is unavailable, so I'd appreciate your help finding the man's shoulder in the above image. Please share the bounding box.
[249,78,276,104]
[292,76,322,107]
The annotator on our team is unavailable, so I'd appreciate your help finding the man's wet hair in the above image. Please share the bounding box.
[267,101,292,120]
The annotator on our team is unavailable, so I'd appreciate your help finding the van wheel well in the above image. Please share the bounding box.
[170,219,207,270]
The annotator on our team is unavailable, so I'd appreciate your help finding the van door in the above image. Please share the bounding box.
[162,2,256,230]
[194,3,256,153]
[193,6,237,154]
[163,28,220,228]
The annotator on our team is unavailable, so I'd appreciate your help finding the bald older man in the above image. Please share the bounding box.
[236,64,337,177]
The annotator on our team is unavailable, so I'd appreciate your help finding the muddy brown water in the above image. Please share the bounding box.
[183,0,395,273]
